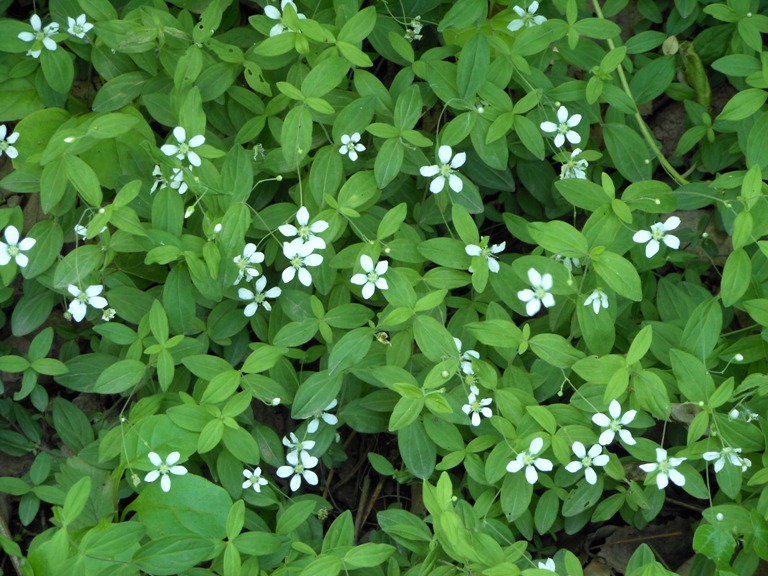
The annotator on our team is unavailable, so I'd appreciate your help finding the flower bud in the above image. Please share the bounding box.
[734,353,743,362]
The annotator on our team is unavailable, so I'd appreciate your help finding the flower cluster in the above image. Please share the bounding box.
[507,2,547,31]
[633,216,681,258]
[17,13,93,59]
[144,452,188,493]
[461,385,492,426]
[350,255,389,299]
[404,15,423,42]
[67,284,109,322]
[161,127,205,167]
[541,106,582,148]
[264,0,307,36]
[517,268,555,316]
[465,240,505,273]
[420,145,466,193]
[338,133,365,162]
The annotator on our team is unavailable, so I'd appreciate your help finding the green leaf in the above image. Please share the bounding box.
[681,298,722,358]
[343,543,395,569]
[389,396,425,431]
[693,524,736,568]
[328,327,372,375]
[591,250,642,301]
[92,72,149,112]
[62,477,91,526]
[94,360,145,394]
[52,397,94,453]
[291,371,343,420]
[374,138,404,189]
[717,88,767,122]
[574,18,621,39]
[337,5,376,43]
[457,34,490,101]
[670,349,715,402]
[40,48,74,94]
[721,248,751,307]
[438,0,487,31]
[241,345,286,374]
[276,500,316,534]
[603,124,652,182]
[281,105,312,169]
[500,470,533,521]
[64,155,102,207]
[528,220,589,256]
[629,56,676,105]
[273,319,319,347]
[398,419,435,479]
[626,324,653,365]
[132,536,215,575]
[529,334,585,368]
[562,478,603,517]
[301,58,350,98]
[555,178,612,211]
[413,315,458,363]
[200,371,241,405]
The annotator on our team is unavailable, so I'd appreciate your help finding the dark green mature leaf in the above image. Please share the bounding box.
[94,360,146,394]
[592,250,642,301]
[291,371,343,420]
[603,124,652,182]
[398,419,435,479]
[133,536,215,575]
[52,398,94,453]
[281,105,313,169]
[629,56,675,105]
[681,298,722,358]
[457,34,489,101]
[328,327,372,375]
[720,248,750,307]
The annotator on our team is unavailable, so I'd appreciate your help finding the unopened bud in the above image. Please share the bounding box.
[276,175,283,181]
[213,223,222,234]
[734,353,743,362]
[184,206,195,218]
[271,397,281,406]
[441,370,450,378]
[716,513,724,521]
[728,408,739,420]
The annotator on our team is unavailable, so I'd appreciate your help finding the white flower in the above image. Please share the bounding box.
[554,254,581,273]
[282,432,315,459]
[144,451,188,493]
[306,399,338,434]
[507,1,547,31]
[565,441,609,485]
[242,467,268,492]
[465,241,505,273]
[66,14,93,38]
[161,127,205,167]
[67,284,108,322]
[0,125,20,159]
[462,387,492,426]
[419,145,467,193]
[276,450,319,492]
[233,243,265,285]
[278,207,328,250]
[537,558,556,572]
[151,165,188,195]
[102,308,116,322]
[639,448,686,490]
[454,337,479,375]
[264,0,307,36]
[239,276,281,316]
[592,400,637,445]
[282,238,323,287]
[584,289,608,314]
[517,268,555,316]
[505,437,553,484]
[560,148,588,179]
[350,255,388,299]
[18,14,59,58]
[0,226,35,268]
[632,216,681,258]
[702,447,749,473]
[339,132,365,161]
[540,105,582,148]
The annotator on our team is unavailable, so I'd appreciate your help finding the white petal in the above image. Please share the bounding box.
[507,18,524,31]
[188,134,205,147]
[160,144,178,157]
[592,413,611,427]
[144,470,160,483]
[618,429,636,444]
[447,173,463,192]
[540,273,553,290]
[584,467,597,485]
[668,468,685,486]
[566,114,582,128]
[541,293,555,308]
[264,5,281,19]
[296,206,310,226]
[69,300,87,322]
[529,437,543,454]
[451,152,466,169]
[437,145,452,165]
[633,230,652,243]
[276,465,294,478]
[420,164,440,177]
[525,465,538,484]
[638,462,657,473]
[557,106,569,123]
[289,474,301,492]
[620,409,637,425]
[265,287,281,298]
[663,216,681,231]
[160,474,171,492]
[488,259,500,273]
[359,254,374,272]
[572,441,586,458]
[282,267,296,283]
[655,472,669,490]
[298,267,312,287]
[598,430,615,446]
[527,268,542,286]
[18,237,36,251]
[554,133,565,148]
[15,254,28,268]
[374,260,388,275]
[187,151,202,167]
[592,455,609,467]
[534,458,553,472]
[350,273,367,286]
[540,121,557,133]
[663,234,680,250]
[645,239,660,258]
[302,470,318,485]
[565,130,581,144]
[506,459,524,473]
[361,282,375,299]
[18,32,35,42]
[148,452,163,466]
[525,298,542,316]
[517,288,534,302]
[88,296,108,310]
[429,175,446,193]
[512,5,526,16]
[169,465,187,476]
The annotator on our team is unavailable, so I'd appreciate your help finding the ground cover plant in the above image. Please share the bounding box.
[0,0,767,573]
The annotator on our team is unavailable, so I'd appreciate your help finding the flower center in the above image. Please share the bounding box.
[74,24,84,34]
[35,30,46,40]
[0,142,7,151]
[439,164,453,177]
[580,456,593,467]
[534,286,547,299]
[291,255,303,268]
[471,400,481,412]
[8,246,19,257]
[522,453,534,466]
[255,292,265,303]
[609,419,621,431]
[298,225,310,240]
[237,257,247,270]
[77,292,89,303]
[366,271,379,283]
[159,463,170,474]
[346,142,356,151]
[658,460,670,473]
[557,122,569,134]
[295,464,304,474]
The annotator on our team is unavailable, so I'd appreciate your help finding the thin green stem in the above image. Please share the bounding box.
[591,0,689,186]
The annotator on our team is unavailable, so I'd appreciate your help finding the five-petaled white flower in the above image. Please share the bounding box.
[67,14,93,39]
[239,276,281,316]
[233,243,265,285]
[465,241,505,273]
[264,0,307,36]
[506,437,553,484]
[454,337,479,375]
[161,127,205,167]
[462,385,493,426]
[350,255,388,299]
[0,125,20,159]
[151,165,188,195]
[560,148,588,179]
[540,106,582,148]
[18,14,59,58]
[276,450,319,492]
[639,447,686,490]
[538,558,556,572]
[565,441,609,485]
[102,308,116,322]
[242,467,268,492]
[306,399,338,434]
[279,207,328,250]
[282,238,323,287]
[144,451,188,493]
[339,133,365,161]
[282,432,315,459]
[0,226,35,268]
[584,289,608,314]
[419,145,467,193]
[67,284,108,322]
[632,216,681,258]
[592,400,637,446]
[702,446,750,473]
[507,2,547,31]
[517,268,555,316]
